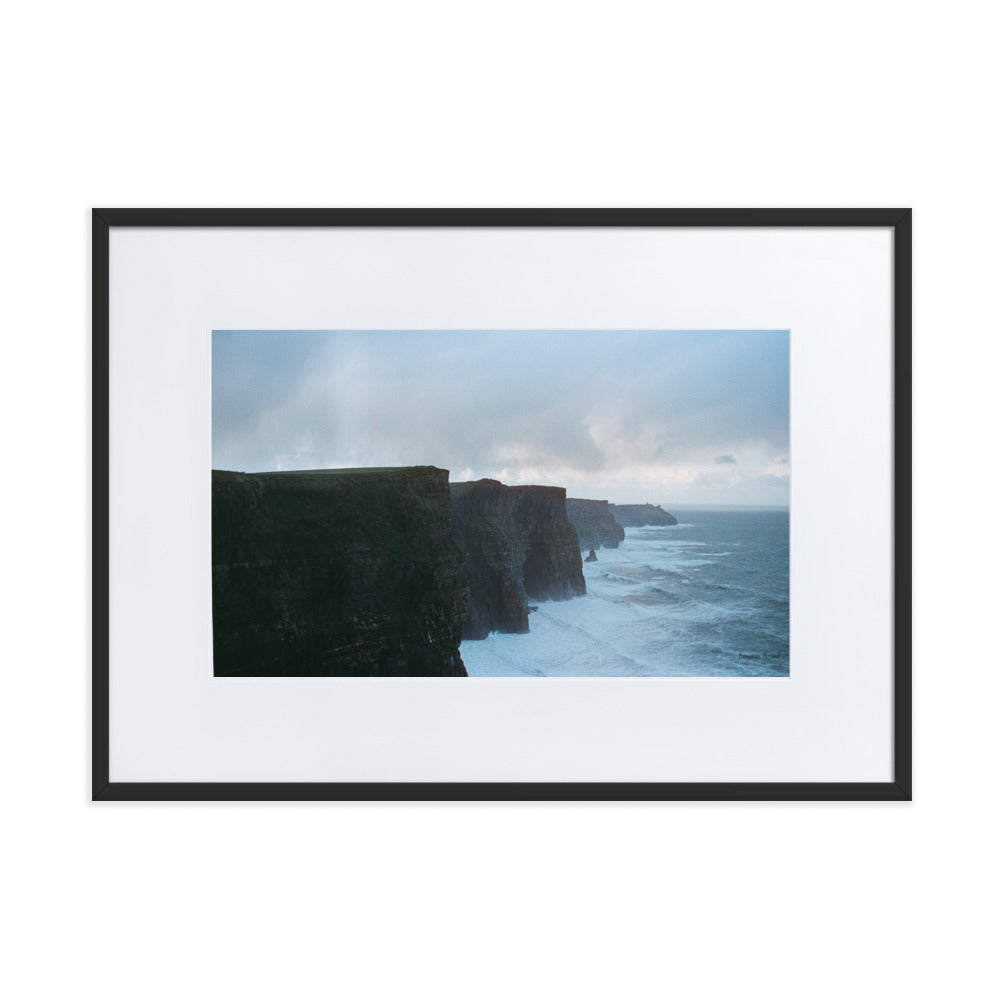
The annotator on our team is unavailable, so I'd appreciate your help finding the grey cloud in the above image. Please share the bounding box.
[213,330,789,505]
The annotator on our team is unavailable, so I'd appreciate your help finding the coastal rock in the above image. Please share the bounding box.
[585,548,598,562]
[451,480,586,639]
[566,498,626,550]
[212,466,468,676]
[608,503,678,527]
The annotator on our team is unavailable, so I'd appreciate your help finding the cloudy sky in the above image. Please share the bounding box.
[212,330,789,506]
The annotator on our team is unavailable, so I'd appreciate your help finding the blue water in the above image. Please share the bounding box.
[461,507,789,677]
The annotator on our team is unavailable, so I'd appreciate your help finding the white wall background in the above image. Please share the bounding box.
[2,2,995,998]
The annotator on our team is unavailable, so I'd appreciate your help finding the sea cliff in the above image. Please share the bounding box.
[609,503,678,527]
[566,498,626,550]
[451,480,586,639]
[212,466,468,676]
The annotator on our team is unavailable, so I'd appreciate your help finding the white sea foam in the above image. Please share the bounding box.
[461,518,789,678]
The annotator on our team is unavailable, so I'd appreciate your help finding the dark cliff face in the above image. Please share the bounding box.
[608,503,678,527]
[510,486,588,602]
[450,480,528,638]
[212,467,468,676]
[566,498,626,550]
[451,480,586,640]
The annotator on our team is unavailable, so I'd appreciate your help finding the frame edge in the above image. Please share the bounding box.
[92,209,111,801]
[892,209,913,801]
[92,208,913,802]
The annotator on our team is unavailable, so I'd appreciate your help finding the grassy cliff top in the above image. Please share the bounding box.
[449,480,566,499]
[254,466,446,477]
[213,466,448,481]
[449,479,502,497]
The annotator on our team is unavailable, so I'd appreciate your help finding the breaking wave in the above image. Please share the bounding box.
[461,508,789,678]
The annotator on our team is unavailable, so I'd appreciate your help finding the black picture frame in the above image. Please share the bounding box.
[92,207,912,802]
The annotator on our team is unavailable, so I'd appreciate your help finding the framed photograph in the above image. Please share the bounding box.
[93,208,911,800]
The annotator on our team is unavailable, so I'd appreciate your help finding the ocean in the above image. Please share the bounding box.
[460,507,789,677]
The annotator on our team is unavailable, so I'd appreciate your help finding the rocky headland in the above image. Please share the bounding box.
[566,497,626,551]
[212,467,469,676]
[608,503,678,527]
[450,480,586,640]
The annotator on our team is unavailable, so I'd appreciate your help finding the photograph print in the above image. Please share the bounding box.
[212,330,789,678]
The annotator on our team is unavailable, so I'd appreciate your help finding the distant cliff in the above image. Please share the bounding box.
[609,503,678,527]
[212,467,468,676]
[451,480,586,639]
[566,498,626,550]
